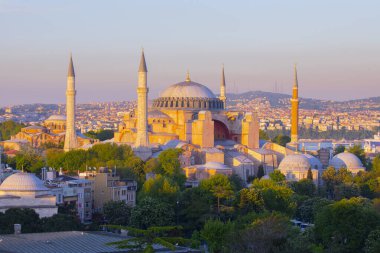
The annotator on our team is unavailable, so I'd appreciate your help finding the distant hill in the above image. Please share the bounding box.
[226,91,380,110]
[347,96,380,103]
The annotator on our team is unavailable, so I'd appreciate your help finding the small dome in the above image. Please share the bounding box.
[148,110,171,119]
[0,173,48,191]
[46,115,66,121]
[278,154,312,171]
[329,152,364,170]
[160,81,216,99]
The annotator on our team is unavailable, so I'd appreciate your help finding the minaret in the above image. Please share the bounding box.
[219,65,226,109]
[135,50,149,147]
[291,64,299,144]
[64,54,78,152]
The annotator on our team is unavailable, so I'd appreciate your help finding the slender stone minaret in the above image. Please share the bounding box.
[135,50,149,147]
[219,65,226,109]
[64,54,78,152]
[291,64,299,144]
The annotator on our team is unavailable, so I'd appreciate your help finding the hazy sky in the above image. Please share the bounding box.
[1,0,379,106]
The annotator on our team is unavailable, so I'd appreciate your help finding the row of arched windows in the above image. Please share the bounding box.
[153,98,224,110]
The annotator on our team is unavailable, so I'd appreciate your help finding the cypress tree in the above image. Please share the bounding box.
[257,165,265,179]
[307,167,313,180]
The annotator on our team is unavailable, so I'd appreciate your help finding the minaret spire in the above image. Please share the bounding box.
[291,63,299,145]
[185,70,191,82]
[293,63,298,88]
[68,54,75,77]
[64,54,78,152]
[135,49,149,147]
[219,64,227,109]
[139,49,148,73]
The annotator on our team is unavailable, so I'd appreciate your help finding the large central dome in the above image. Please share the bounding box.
[160,80,216,99]
[153,74,223,110]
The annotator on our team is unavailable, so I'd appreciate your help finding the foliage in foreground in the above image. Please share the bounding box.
[0,208,82,234]
[105,225,197,253]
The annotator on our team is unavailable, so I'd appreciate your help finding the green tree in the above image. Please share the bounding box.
[315,197,380,253]
[40,213,82,232]
[238,188,265,214]
[122,156,145,181]
[322,166,338,198]
[200,219,235,253]
[158,148,182,176]
[272,134,291,147]
[103,200,132,226]
[84,129,114,141]
[229,174,245,191]
[322,167,356,200]
[61,149,88,173]
[130,197,174,229]
[259,129,269,140]
[178,187,214,232]
[290,179,316,197]
[139,174,180,203]
[295,197,332,223]
[0,208,41,234]
[230,213,291,253]
[307,167,313,180]
[157,148,186,186]
[257,164,265,179]
[15,147,44,173]
[143,158,162,174]
[364,229,380,253]
[46,148,65,169]
[348,145,369,169]
[334,145,345,156]
[269,170,286,182]
[372,155,380,173]
[200,174,234,214]
[0,120,25,141]
[106,225,195,253]
[251,179,296,215]
[90,143,123,163]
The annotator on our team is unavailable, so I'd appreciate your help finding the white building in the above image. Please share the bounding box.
[79,168,137,213]
[278,154,321,185]
[0,173,57,218]
[43,169,94,223]
[329,151,365,175]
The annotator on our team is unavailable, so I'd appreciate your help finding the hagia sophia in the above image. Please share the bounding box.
[1,51,366,185]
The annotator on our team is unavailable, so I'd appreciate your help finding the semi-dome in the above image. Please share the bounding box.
[278,154,312,171]
[329,151,364,170]
[160,81,216,99]
[45,115,66,121]
[304,154,323,170]
[148,110,171,119]
[0,173,48,191]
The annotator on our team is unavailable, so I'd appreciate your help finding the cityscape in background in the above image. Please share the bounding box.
[2,91,379,152]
